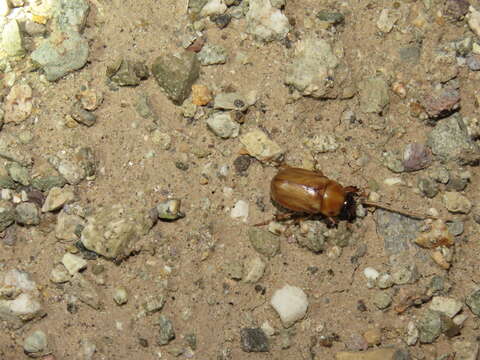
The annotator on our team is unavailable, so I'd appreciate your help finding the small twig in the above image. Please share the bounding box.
[361,200,437,220]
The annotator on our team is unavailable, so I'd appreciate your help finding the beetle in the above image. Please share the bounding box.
[268,167,359,226]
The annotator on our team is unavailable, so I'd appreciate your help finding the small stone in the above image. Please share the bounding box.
[363,267,379,288]
[112,286,128,305]
[151,130,172,150]
[156,315,175,346]
[359,76,389,114]
[467,6,480,38]
[270,284,308,327]
[70,101,97,127]
[443,191,472,214]
[376,273,394,289]
[23,330,47,355]
[243,257,266,283]
[144,293,166,314]
[231,200,249,222]
[62,253,87,275]
[406,321,419,346]
[200,0,226,17]
[191,84,213,105]
[240,328,269,352]
[224,261,243,280]
[304,134,339,153]
[240,129,283,162]
[233,155,251,175]
[4,83,32,124]
[0,200,16,232]
[466,54,480,71]
[31,176,67,192]
[373,292,392,310]
[298,221,326,253]
[55,211,85,241]
[197,43,228,65]
[50,264,70,283]
[214,92,248,111]
[415,220,454,249]
[375,210,421,254]
[317,10,344,25]
[382,151,404,173]
[151,52,200,105]
[466,289,480,316]
[431,249,453,270]
[2,20,24,57]
[429,296,462,318]
[207,112,240,138]
[399,46,421,63]
[403,143,432,171]
[422,88,460,119]
[418,177,439,198]
[49,147,96,185]
[246,0,290,42]
[447,220,464,236]
[15,202,40,225]
[363,329,381,346]
[453,340,479,360]
[0,0,10,16]
[417,310,443,344]
[6,162,30,186]
[77,88,103,111]
[107,59,148,86]
[210,14,231,29]
[445,0,469,21]
[376,9,399,32]
[391,258,419,285]
[248,227,280,258]
[156,199,184,220]
[42,186,75,212]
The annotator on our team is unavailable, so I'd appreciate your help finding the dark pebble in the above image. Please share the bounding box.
[357,300,367,312]
[138,338,149,348]
[466,55,480,71]
[240,328,269,352]
[210,14,231,29]
[233,155,251,175]
[446,174,469,191]
[175,162,189,171]
[26,189,45,208]
[422,88,460,119]
[316,10,344,24]
[75,241,98,260]
[70,102,97,127]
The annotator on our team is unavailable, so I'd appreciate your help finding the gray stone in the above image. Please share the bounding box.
[188,0,209,14]
[23,330,47,355]
[70,101,97,127]
[156,199,184,221]
[390,255,419,285]
[0,175,16,189]
[0,200,15,232]
[427,116,480,165]
[151,51,200,105]
[68,274,101,309]
[0,132,33,166]
[375,210,420,254]
[418,177,439,198]
[50,265,70,283]
[403,143,432,172]
[214,92,248,111]
[240,328,269,352]
[429,296,462,318]
[326,222,353,248]
[359,76,389,114]
[81,205,155,259]
[144,293,166,314]
[317,10,344,25]
[382,151,404,173]
[297,222,326,253]
[197,44,228,65]
[207,112,240,138]
[466,289,480,316]
[15,203,40,226]
[55,211,85,240]
[107,59,149,87]
[446,221,464,236]
[54,0,90,33]
[248,227,280,258]
[113,286,128,305]
[417,310,442,344]
[2,20,24,57]
[285,37,339,98]
[376,273,394,289]
[246,0,290,42]
[156,315,175,345]
[31,176,67,192]
[31,30,89,81]
[49,147,96,185]
[430,166,450,184]
[399,46,421,63]
[224,261,243,280]
[373,292,392,309]
[6,162,30,186]
[42,186,75,212]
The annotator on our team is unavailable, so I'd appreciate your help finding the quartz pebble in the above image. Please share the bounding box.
[270,285,308,327]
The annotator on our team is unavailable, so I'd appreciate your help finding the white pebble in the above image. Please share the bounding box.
[261,321,275,336]
[363,267,379,280]
[230,200,249,222]
[1,188,12,200]
[270,284,309,328]
[62,253,87,275]
[383,177,404,186]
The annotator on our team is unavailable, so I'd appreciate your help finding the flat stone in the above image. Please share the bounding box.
[151,51,200,105]
[54,0,90,33]
[375,210,421,254]
[197,43,227,65]
[15,203,40,226]
[0,200,15,232]
[466,289,480,316]
[417,310,442,344]
[248,227,280,258]
[207,112,240,138]
[4,83,32,124]
[359,76,390,114]
[2,20,24,57]
[156,315,175,346]
[429,296,462,318]
[68,274,101,309]
[240,129,283,162]
[62,253,87,275]
[270,285,308,327]
[243,257,266,283]
[23,330,48,355]
[6,162,30,186]
[453,340,479,360]
[214,92,248,111]
[443,192,472,214]
[240,328,269,352]
[42,186,75,212]
[55,211,85,241]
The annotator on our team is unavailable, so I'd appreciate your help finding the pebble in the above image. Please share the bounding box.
[375,210,420,254]
[417,310,442,343]
[317,10,344,25]
[403,143,432,171]
[467,6,480,38]
[376,9,399,33]
[151,130,172,150]
[143,293,166,314]
[373,292,392,310]
[210,14,231,29]
[363,267,379,288]
[156,315,175,345]
[4,83,33,124]
[23,330,47,355]
[42,186,75,212]
[246,0,290,42]
[406,321,419,346]
[191,84,213,106]
[363,328,381,346]
[443,191,472,214]
[0,0,9,16]
[70,101,97,127]
[207,112,240,138]
[382,151,404,173]
[261,321,275,336]
[422,88,460,119]
[156,199,185,220]
[240,328,269,352]
[107,59,148,86]
[248,227,280,258]
[270,284,308,327]
[200,0,226,17]
[214,92,248,111]
[415,220,454,248]
[50,264,70,283]
[151,51,200,105]
[15,202,40,225]
[197,44,228,65]
[6,162,30,186]
[376,273,393,289]
[2,20,24,57]
[243,256,265,283]
[230,200,249,222]
[224,261,243,280]
[429,296,463,318]
[466,54,480,70]
[62,253,87,275]
[418,177,439,198]
[466,289,480,316]
[233,155,251,175]
[359,76,389,114]
[55,211,85,241]
[77,88,103,111]
[240,129,283,162]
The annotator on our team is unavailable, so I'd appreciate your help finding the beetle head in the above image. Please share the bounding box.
[339,191,357,221]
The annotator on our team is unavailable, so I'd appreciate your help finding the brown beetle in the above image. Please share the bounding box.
[269,167,358,225]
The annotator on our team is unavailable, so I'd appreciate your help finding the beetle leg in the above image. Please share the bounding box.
[325,217,338,228]
[344,186,360,194]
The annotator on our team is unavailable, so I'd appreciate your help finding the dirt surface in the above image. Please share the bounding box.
[1,0,480,359]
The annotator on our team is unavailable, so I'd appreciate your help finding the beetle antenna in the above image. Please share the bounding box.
[360,199,438,220]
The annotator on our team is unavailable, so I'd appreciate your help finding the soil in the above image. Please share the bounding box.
[1,0,480,359]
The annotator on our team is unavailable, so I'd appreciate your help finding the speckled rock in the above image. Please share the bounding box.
[466,289,480,316]
[240,328,269,352]
[197,43,228,65]
[417,310,442,343]
[15,202,40,226]
[0,132,33,166]
[1,20,24,57]
[107,59,149,86]
[443,191,472,214]
[248,227,280,258]
[55,211,85,241]
[23,330,48,356]
[207,112,240,138]
[48,147,96,185]
[42,186,75,212]
[156,315,175,345]
[375,210,420,254]
[54,0,90,33]
[246,0,290,42]
[0,200,15,231]
[240,129,283,162]
[68,274,101,309]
